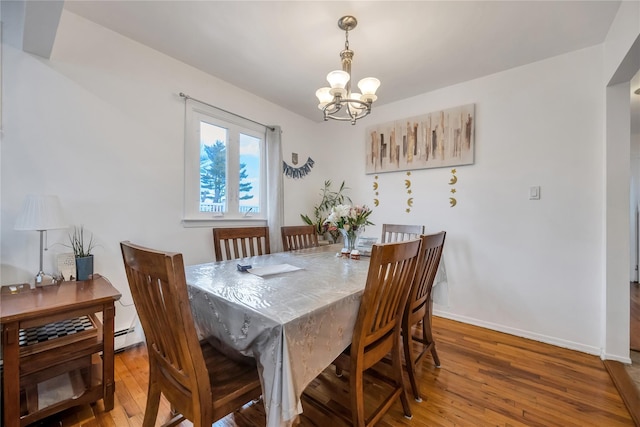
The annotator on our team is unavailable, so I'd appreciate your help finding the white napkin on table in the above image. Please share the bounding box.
[247,264,302,277]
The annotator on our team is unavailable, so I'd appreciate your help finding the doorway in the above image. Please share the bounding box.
[630,68,640,354]
[621,66,640,422]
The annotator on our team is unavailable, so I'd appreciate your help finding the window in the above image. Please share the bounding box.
[184,102,266,224]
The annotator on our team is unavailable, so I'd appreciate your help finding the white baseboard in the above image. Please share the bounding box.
[114,327,144,351]
[600,351,632,364]
[433,309,603,357]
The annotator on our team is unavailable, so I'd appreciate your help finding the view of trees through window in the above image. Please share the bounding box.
[199,121,261,214]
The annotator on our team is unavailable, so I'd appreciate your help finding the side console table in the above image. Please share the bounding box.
[1,275,122,427]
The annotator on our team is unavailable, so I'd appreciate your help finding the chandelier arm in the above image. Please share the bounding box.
[323,98,344,114]
[324,109,371,125]
[322,98,372,125]
[322,98,370,113]
[327,98,369,106]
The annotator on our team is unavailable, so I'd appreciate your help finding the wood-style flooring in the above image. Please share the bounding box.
[31,316,633,427]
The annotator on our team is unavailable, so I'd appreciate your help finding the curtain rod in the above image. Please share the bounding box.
[179,92,275,132]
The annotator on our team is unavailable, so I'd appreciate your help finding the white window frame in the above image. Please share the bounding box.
[183,102,267,226]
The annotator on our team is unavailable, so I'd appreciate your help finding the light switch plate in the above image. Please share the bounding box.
[529,186,541,200]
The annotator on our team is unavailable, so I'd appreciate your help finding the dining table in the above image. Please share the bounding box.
[186,244,371,427]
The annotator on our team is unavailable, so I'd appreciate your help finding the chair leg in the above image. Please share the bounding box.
[424,302,441,367]
[430,344,441,368]
[403,322,422,402]
[393,338,413,419]
[400,382,413,419]
[351,366,366,427]
[143,367,161,427]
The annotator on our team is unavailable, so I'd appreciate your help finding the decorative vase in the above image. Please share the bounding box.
[75,255,94,281]
[339,228,361,252]
[326,229,341,245]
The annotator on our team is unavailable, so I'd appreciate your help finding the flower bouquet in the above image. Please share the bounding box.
[324,204,374,251]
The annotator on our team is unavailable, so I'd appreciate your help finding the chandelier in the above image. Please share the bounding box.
[315,16,380,125]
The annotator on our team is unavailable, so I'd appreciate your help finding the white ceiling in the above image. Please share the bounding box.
[26,1,630,122]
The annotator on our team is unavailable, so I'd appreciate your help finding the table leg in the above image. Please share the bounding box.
[3,322,20,427]
[103,304,115,411]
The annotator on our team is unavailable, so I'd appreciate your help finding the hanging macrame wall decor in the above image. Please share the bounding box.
[283,154,314,179]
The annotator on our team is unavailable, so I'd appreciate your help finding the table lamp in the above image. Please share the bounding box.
[15,194,67,285]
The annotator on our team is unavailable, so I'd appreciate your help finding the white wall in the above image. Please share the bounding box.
[0,11,329,341]
[320,46,607,355]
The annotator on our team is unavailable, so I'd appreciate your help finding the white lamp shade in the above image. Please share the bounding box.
[327,70,350,89]
[15,195,67,231]
[316,87,333,108]
[357,77,381,98]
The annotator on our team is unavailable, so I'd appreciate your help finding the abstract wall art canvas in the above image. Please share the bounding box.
[365,104,475,174]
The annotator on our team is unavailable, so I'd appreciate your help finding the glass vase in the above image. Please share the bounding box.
[340,228,361,252]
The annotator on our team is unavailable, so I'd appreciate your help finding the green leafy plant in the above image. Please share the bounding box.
[67,225,96,258]
[301,180,351,239]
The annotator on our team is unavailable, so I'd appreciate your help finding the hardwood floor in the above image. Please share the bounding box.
[36,317,633,427]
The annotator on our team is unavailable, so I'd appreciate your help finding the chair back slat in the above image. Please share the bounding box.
[213,227,271,261]
[381,224,425,243]
[281,225,319,251]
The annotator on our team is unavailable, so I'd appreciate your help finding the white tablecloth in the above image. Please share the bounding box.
[185,245,371,427]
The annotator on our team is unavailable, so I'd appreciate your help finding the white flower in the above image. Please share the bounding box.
[334,204,351,218]
[343,223,351,231]
[326,212,338,224]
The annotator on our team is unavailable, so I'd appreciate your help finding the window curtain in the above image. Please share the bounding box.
[266,126,284,252]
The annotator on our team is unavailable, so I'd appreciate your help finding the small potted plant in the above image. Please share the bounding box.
[68,225,96,281]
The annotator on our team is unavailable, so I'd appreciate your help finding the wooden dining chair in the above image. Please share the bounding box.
[212,226,270,261]
[120,241,262,427]
[304,239,422,427]
[281,225,319,251]
[403,231,446,402]
[381,223,425,243]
